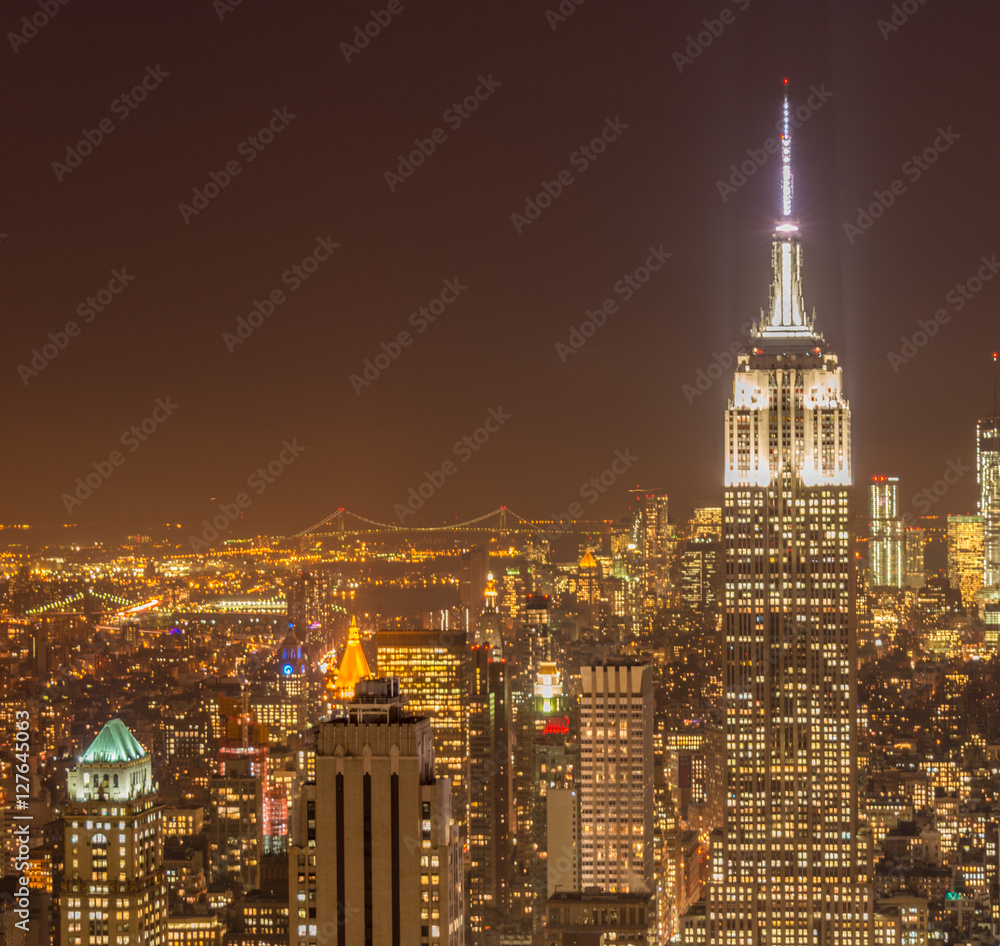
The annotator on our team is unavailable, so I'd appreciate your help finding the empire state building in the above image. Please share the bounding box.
[689,87,873,944]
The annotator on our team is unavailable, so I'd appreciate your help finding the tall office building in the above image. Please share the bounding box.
[630,490,671,596]
[680,536,720,609]
[904,528,926,590]
[60,719,167,946]
[289,678,463,946]
[870,477,904,588]
[509,595,558,927]
[947,514,985,610]
[377,629,467,809]
[978,403,1000,588]
[287,569,334,650]
[695,87,873,943]
[580,662,654,895]
[688,506,723,541]
[530,661,578,926]
[466,578,511,942]
[460,548,489,624]
[208,755,264,892]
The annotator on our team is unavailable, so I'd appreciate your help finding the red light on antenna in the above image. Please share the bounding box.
[784,78,789,85]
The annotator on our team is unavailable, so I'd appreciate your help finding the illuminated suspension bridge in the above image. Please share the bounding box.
[293,507,610,539]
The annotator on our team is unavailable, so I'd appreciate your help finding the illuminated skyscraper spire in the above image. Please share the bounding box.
[697,79,872,945]
[779,78,795,223]
[758,79,816,341]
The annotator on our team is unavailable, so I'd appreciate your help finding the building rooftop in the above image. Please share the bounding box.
[80,719,146,764]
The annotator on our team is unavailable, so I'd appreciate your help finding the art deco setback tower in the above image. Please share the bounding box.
[61,720,167,946]
[290,678,463,946]
[699,87,873,944]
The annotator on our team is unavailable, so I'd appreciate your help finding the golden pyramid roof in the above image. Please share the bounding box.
[579,549,598,569]
[334,615,371,692]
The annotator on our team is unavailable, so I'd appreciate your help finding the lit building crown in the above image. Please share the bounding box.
[333,615,371,698]
[726,81,851,489]
[755,80,821,345]
[69,718,154,803]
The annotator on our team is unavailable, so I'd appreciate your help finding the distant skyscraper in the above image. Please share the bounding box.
[947,514,985,610]
[466,578,511,942]
[631,491,671,596]
[687,506,723,540]
[209,754,264,891]
[905,527,926,590]
[870,476,904,588]
[580,662,654,895]
[377,628,467,808]
[287,569,334,649]
[696,86,873,943]
[60,719,167,946]
[679,536,720,609]
[978,408,1000,588]
[576,550,601,610]
[509,595,558,927]
[530,662,578,926]
[460,548,489,623]
[289,678,463,945]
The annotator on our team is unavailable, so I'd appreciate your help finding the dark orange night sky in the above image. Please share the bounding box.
[6,0,999,540]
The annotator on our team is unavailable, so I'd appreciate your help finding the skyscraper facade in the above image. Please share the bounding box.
[60,720,167,946]
[466,579,511,943]
[377,629,467,808]
[579,662,654,895]
[208,755,263,892]
[978,413,1000,588]
[696,89,872,943]
[870,477,904,588]
[289,678,463,946]
[904,528,926,590]
[947,514,985,610]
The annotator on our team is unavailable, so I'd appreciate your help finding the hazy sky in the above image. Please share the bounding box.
[7,0,999,539]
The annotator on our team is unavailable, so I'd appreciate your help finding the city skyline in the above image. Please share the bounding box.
[7,4,1000,945]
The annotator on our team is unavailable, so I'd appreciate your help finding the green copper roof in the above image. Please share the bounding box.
[81,719,146,764]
